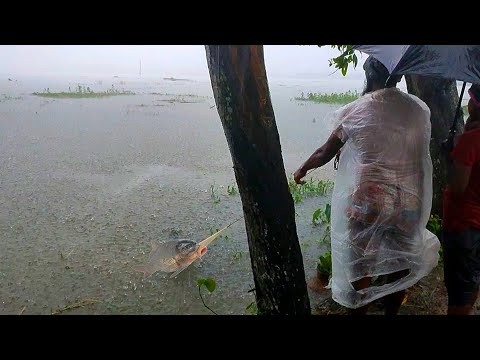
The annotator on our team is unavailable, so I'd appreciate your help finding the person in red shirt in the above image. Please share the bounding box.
[442,83,480,315]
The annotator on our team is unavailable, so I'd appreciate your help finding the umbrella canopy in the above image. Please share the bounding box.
[353,45,480,143]
[353,45,480,85]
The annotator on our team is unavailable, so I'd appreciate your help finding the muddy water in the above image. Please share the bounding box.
[0,75,362,314]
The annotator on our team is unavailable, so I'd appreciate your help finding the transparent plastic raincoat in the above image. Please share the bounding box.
[329,87,440,308]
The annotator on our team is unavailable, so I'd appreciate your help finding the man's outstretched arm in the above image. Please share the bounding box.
[294,133,344,184]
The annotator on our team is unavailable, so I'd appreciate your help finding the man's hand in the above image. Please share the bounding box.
[293,132,344,185]
[294,167,307,185]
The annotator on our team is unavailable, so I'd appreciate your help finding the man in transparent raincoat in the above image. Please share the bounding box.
[294,57,440,314]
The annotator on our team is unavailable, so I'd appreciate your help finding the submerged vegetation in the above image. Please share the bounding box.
[312,203,333,276]
[317,251,332,278]
[33,85,135,99]
[246,300,258,315]
[152,93,209,104]
[295,90,360,105]
[288,177,334,203]
[163,77,192,82]
[0,94,22,102]
[227,185,237,196]
[210,185,221,204]
[209,183,239,204]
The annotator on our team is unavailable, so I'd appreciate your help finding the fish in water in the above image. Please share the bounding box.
[134,217,243,279]
[133,239,207,279]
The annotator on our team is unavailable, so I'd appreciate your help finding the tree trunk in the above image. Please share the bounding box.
[405,76,465,216]
[204,45,311,315]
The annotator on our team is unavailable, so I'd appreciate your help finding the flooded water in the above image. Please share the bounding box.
[0,73,364,314]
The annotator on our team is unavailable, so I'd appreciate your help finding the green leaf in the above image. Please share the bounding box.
[203,278,216,293]
[312,208,322,224]
[325,203,331,223]
[246,301,258,315]
[317,250,332,276]
[197,277,216,292]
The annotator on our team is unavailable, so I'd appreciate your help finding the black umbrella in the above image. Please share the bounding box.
[353,45,480,147]
[353,45,480,84]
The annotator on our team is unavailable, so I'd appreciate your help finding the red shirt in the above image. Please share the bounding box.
[443,128,480,231]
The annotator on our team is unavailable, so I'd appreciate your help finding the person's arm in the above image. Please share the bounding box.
[446,159,472,198]
[294,133,344,184]
[445,132,476,199]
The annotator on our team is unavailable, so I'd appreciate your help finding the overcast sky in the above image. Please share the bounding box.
[0,45,368,79]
